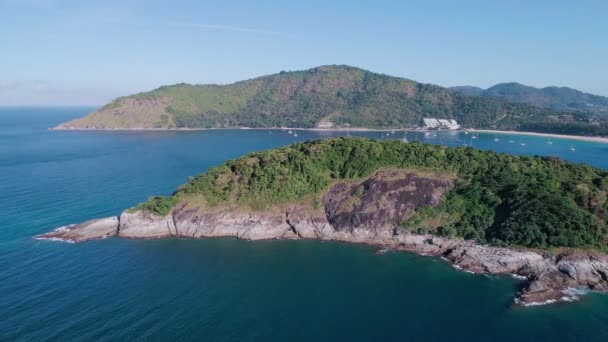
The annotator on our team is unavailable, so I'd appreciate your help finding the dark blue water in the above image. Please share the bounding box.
[2,108,608,341]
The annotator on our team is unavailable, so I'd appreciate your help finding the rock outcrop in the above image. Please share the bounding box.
[34,217,119,243]
[35,171,608,306]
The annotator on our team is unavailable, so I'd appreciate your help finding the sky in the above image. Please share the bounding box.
[1,0,607,105]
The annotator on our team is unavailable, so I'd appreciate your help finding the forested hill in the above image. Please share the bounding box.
[57,65,579,131]
[451,82,608,115]
[136,137,608,250]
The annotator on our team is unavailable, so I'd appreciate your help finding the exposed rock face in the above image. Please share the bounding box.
[324,170,453,230]
[36,171,608,306]
[119,210,176,238]
[34,217,119,243]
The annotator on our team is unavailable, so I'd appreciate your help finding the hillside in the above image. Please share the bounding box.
[135,137,608,250]
[57,65,571,131]
[451,82,608,115]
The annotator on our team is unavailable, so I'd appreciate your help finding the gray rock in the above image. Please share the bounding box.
[34,217,118,243]
[35,171,608,306]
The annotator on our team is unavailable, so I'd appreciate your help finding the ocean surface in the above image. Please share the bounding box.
[2,107,608,341]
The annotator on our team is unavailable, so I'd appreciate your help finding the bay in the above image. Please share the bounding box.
[1,107,608,341]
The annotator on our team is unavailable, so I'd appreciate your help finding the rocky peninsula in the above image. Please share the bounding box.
[36,138,608,306]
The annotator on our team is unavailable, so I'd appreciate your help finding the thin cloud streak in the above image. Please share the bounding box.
[166,21,288,36]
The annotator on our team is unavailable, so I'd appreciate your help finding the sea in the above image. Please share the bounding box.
[1,107,608,341]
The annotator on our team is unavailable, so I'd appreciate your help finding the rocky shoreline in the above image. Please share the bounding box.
[36,207,608,307]
[35,170,608,307]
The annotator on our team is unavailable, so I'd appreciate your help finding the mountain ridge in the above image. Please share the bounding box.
[55,65,608,136]
[57,65,575,131]
[451,82,608,114]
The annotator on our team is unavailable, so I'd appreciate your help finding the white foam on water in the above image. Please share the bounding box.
[523,299,558,306]
[34,237,75,243]
[451,264,475,274]
[516,287,591,307]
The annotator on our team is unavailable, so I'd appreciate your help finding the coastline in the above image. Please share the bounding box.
[35,208,608,307]
[51,126,608,143]
[470,129,608,144]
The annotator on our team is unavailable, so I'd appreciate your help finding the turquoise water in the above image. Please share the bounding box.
[2,107,608,341]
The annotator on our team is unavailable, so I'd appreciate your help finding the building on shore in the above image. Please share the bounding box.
[423,118,460,130]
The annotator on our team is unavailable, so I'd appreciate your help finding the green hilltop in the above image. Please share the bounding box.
[57,65,604,133]
[136,137,608,251]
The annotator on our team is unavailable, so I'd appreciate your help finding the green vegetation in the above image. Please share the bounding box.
[138,137,608,250]
[452,82,608,115]
[131,196,178,216]
[63,65,606,135]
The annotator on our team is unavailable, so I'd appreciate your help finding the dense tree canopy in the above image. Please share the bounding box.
[64,66,606,136]
[136,137,608,250]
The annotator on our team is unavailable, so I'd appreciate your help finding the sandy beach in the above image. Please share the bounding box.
[52,125,608,143]
[469,129,608,144]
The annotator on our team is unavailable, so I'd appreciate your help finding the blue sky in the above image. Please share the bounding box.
[1,0,607,105]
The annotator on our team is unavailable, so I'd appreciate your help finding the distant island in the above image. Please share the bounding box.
[54,65,607,137]
[37,137,608,306]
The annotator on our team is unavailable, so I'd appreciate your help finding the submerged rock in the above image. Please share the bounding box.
[35,217,119,243]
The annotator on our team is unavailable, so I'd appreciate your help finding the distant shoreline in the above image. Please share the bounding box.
[51,126,608,143]
[470,129,608,144]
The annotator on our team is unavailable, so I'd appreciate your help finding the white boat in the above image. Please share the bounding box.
[570,147,576,151]
[294,132,298,137]
[494,138,499,142]
[288,130,293,134]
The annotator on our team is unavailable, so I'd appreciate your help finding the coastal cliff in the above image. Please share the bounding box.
[35,138,608,306]
[35,201,608,306]
[36,170,608,306]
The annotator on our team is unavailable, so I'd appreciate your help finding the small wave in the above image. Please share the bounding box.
[523,299,558,306]
[560,287,591,302]
[451,264,475,274]
[34,236,75,243]
[516,287,591,306]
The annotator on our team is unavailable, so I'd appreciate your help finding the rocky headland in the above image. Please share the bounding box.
[36,169,608,306]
